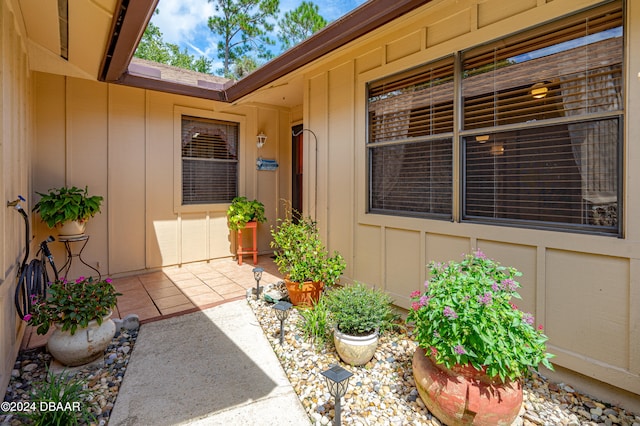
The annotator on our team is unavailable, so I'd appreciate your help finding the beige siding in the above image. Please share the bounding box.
[0,0,33,400]
[286,0,640,399]
[33,78,287,275]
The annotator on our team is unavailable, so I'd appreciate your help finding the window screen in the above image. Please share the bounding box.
[181,116,238,204]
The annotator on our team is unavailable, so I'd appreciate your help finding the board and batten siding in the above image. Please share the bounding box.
[298,0,640,399]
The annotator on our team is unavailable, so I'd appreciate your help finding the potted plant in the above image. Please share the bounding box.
[407,250,554,426]
[325,282,394,366]
[270,215,345,306]
[25,276,121,366]
[226,196,266,231]
[33,186,103,236]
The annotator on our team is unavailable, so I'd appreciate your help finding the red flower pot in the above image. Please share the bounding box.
[412,346,522,425]
[284,278,324,307]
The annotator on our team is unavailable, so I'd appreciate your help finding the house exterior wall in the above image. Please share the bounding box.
[0,0,34,400]
[294,0,640,400]
[32,74,289,277]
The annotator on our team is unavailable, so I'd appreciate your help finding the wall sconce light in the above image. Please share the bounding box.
[530,82,548,99]
[272,300,292,345]
[475,135,490,143]
[321,364,353,425]
[252,267,264,299]
[257,132,267,149]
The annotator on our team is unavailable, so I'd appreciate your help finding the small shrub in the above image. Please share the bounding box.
[298,297,330,348]
[325,283,395,336]
[21,369,96,425]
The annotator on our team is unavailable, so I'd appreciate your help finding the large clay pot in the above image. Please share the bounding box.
[284,278,324,307]
[412,346,522,426]
[47,314,116,366]
[334,328,379,366]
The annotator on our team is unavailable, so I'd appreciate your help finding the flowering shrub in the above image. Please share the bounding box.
[26,276,120,335]
[407,250,554,382]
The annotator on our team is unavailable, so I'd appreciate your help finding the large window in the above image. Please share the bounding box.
[367,2,623,235]
[181,116,238,204]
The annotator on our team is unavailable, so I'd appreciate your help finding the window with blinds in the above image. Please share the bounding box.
[367,57,454,218]
[462,3,622,234]
[181,116,238,204]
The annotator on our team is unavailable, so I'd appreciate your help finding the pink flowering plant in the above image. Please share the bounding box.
[26,276,120,335]
[407,250,554,382]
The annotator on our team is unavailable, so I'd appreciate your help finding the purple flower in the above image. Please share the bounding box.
[477,292,492,306]
[75,276,85,283]
[474,249,487,259]
[424,280,429,289]
[29,294,38,303]
[23,314,32,322]
[501,279,518,291]
[491,282,500,292]
[419,295,431,307]
[523,313,534,325]
[443,306,458,319]
[105,278,113,284]
[454,345,466,354]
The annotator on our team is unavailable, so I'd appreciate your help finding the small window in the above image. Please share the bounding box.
[181,116,238,204]
[367,57,454,218]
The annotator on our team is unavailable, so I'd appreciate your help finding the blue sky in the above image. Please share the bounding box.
[152,0,367,70]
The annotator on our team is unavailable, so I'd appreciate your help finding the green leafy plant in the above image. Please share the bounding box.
[26,276,121,335]
[33,186,103,228]
[298,296,330,348]
[407,250,554,382]
[20,368,96,425]
[270,214,345,286]
[325,282,394,336]
[226,196,266,231]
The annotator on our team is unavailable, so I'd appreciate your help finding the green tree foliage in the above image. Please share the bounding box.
[135,18,213,74]
[277,1,327,51]
[207,0,280,78]
[231,55,260,79]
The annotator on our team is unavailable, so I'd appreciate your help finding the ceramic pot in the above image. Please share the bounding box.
[47,313,116,366]
[284,278,324,307]
[333,328,379,366]
[412,346,522,426]
[58,220,86,237]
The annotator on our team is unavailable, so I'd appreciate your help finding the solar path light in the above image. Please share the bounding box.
[272,300,292,345]
[252,266,264,300]
[321,364,353,425]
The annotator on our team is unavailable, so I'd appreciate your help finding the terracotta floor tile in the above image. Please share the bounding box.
[119,305,161,322]
[179,285,216,297]
[159,302,196,316]
[210,283,245,296]
[187,292,225,306]
[140,278,176,291]
[172,278,205,289]
[153,294,191,310]
[111,278,144,292]
[202,276,235,288]
[146,286,183,299]
[137,271,169,284]
[161,270,196,281]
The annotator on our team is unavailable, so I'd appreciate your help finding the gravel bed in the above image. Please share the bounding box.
[1,328,137,426]
[249,284,640,426]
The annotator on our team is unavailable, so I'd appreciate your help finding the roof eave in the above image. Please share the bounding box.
[99,0,432,102]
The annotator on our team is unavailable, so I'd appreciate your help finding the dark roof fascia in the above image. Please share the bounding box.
[224,0,431,102]
[100,0,432,102]
[100,0,159,82]
[117,73,229,102]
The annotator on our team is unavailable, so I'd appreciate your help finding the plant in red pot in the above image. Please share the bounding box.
[407,250,554,426]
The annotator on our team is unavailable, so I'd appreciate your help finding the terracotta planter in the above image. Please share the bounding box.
[284,278,324,307]
[334,328,379,366]
[58,220,86,237]
[47,313,116,366]
[412,346,522,426]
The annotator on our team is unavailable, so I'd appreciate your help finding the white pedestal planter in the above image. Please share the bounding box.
[47,314,116,366]
[333,328,379,366]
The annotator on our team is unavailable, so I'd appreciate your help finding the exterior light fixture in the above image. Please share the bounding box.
[272,300,292,345]
[475,135,490,143]
[257,132,267,148]
[321,364,353,425]
[252,266,264,300]
[530,82,548,99]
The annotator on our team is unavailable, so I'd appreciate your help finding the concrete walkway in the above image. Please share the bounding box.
[108,299,310,426]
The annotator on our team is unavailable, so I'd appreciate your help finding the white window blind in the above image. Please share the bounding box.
[181,116,238,204]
